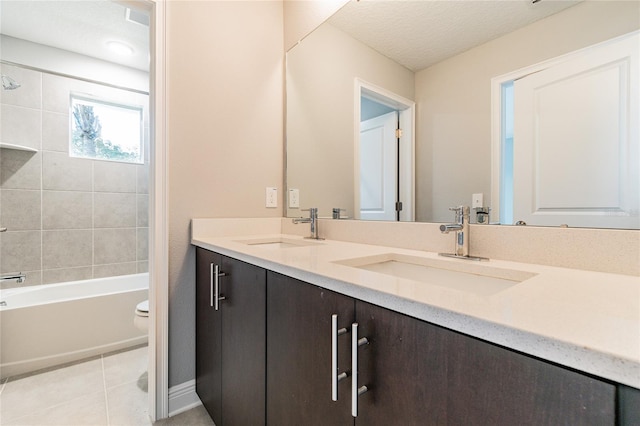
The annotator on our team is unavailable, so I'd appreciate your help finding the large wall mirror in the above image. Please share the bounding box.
[285,0,640,229]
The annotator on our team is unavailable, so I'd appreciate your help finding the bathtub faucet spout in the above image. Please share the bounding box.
[0,273,26,283]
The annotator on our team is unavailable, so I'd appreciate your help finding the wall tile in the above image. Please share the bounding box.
[43,267,93,285]
[137,194,148,227]
[0,230,41,273]
[0,64,42,109]
[1,68,151,285]
[42,230,92,269]
[0,189,41,231]
[93,262,137,278]
[42,191,92,230]
[94,161,136,193]
[94,228,136,265]
[43,151,92,191]
[136,261,148,273]
[94,193,136,228]
[42,112,69,152]
[136,164,149,194]
[42,73,74,114]
[137,227,148,261]
[0,150,41,190]
[0,104,41,150]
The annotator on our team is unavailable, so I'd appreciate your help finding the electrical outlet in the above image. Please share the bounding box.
[289,188,300,208]
[472,193,484,208]
[266,187,277,208]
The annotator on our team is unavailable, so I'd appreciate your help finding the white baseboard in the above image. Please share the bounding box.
[168,379,202,417]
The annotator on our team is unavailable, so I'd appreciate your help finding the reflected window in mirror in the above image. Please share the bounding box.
[500,81,514,226]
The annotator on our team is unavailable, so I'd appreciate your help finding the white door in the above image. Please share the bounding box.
[359,111,398,221]
[513,33,639,228]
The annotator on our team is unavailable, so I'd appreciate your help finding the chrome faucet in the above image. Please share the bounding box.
[439,206,487,261]
[1,273,26,283]
[292,207,323,240]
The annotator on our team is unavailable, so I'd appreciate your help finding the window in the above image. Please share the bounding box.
[70,94,143,164]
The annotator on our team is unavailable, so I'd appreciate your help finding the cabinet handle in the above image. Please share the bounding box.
[210,263,227,310]
[351,322,369,417]
[331,314,348,402]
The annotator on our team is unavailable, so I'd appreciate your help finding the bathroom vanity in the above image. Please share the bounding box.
[191,219,639,425]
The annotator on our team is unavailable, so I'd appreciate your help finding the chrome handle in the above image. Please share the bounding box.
[0,227,6,232]
[351,323,369,417]
[211,264,227,310]
[331,314,348,401]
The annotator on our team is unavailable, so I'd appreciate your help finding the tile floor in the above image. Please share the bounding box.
[0,346,213,426]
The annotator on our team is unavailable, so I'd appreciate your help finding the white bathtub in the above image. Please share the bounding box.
[0,273,148,379]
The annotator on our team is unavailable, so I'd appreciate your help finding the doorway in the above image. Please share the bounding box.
[354,79,415,221]
[0,0,168,421]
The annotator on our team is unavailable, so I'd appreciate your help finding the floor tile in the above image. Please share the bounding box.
[1,391,108,425]
[103,346,148,390]
[153,405,214,426]
[106,380,151,426]
[0,358,104,422]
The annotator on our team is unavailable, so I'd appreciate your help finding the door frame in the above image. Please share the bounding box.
[490,30,639,225]
[148,0,168,421]
[119,0,169,421]
[354,78,415,221]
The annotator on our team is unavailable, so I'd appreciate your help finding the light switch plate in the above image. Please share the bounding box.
[289,188,300,208]
[472,193,484,208]
[266,187,277,208]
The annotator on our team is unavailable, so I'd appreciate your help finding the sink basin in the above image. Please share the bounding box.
[237,237,322,249]
[334,253,537,296]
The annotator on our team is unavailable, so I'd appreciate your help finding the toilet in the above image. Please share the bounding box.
[134,300,149,333]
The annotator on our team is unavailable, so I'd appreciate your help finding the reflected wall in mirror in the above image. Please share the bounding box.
[285,0,640,229]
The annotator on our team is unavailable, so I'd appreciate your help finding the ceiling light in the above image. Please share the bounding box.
[107,41,134,56]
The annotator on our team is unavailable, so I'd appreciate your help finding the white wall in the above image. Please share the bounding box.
[415,1,640,222]
[166,0,283,388]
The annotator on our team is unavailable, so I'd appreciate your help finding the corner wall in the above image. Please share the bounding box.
[166,1,284,388]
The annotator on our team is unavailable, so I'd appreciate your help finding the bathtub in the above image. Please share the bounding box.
[0,273,148,379]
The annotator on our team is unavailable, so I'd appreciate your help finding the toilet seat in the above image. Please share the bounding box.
[135,300,149,317]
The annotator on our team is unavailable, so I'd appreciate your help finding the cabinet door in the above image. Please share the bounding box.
[618,385,640,425]
[221,256,266,426]
[354,300,448,426]
[447,331,616,425]
[195,248,223,425]
[267,272,354,426]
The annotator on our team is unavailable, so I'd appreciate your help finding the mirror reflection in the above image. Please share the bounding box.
[285,0,640,229]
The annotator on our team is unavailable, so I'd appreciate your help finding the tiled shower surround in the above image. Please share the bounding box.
[0,63,149,288]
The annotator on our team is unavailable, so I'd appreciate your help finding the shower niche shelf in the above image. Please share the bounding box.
[0,143,38,152]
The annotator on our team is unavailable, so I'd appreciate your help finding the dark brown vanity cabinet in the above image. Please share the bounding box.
[195,248,266,426]
[266,271,354,425]
[196,252,624,425]
[266,272,449,425]
[265,272,617,425]
[446,331,616,425]
[353,300,450,425]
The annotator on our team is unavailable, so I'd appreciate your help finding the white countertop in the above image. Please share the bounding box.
[192,232,640,389]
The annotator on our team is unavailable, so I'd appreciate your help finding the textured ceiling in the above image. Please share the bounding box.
[329,0,581,72]
[0,0,149,71]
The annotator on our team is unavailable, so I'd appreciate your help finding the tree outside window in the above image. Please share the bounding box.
[70,95,143,164]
